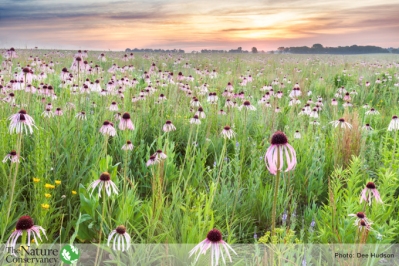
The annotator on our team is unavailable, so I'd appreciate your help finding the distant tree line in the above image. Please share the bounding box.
[273,44,398,54]
[125,48,185,53]
[200,47,263,53]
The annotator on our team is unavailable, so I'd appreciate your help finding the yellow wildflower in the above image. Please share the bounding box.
[55,180,61,185]
[72,190,77,195]
[41,204,50,210]
[44,193,51,198]
[33,178,40,183]
[45,184,55,189]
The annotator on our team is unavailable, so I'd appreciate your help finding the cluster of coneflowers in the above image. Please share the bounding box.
[348,181,383,233]
[2,48,398,264]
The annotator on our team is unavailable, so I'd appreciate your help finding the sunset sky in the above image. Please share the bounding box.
[0,0,398,52]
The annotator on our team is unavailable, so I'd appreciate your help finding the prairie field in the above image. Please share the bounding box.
[1,49,399,263]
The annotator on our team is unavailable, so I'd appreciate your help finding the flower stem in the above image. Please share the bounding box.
[2,133,23,241]
[94,187,107,266]
[271,148,281,235]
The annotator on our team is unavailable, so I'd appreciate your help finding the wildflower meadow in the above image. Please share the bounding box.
[1,48,399,265]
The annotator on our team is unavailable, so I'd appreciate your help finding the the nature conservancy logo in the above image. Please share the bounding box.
[4,244,80,265]
[59,244,80,264]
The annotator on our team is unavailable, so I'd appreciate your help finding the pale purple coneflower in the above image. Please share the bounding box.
[239,100,256,111]
[221,126,236,139]
[8,109,37,134]
[158,93,167,101]
[360,181,383,205]
[294,130,301,139]
[224,99,235,108]
[75,111,87,120]
[55,108,63,116]
[163,120,176,132]
[3,150,20,163]
[330,118,352,129]
[343,102,353,108]
[99,121,117,136]
[362,124,373,131]
[109,101,119,111]
[41,108,54,118]
[107,225,131,252]
[218,109,227,115]
[89,172,119,197]
[122,140,134,151]
[309,108,318,118]
[6,216,46,255]
[343,93,351,101]
[195,107,206,119]
[119,112,135,130]
[189,228,237,266]
[358,219,373,231]
[154,150,167,160]
[190,115,201,125]
[388,116,399,131]
[348,212,372,230]
[264,131,297,175]
[365,108,379,115]
[331,99,338,106]
[146,155,160,167]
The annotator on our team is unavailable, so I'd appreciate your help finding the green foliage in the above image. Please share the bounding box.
[1,51,399,250]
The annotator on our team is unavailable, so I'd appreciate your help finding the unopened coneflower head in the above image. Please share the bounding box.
[107,225,131,252]
[330,118,352,129]
[163,120,176,132]
[119,112,135,130]
[122,140,134,151]
[89,172,118,197]
[8,109,37,134]
[189,228,237,266]
[6,216,47,255]
[360,181,383,205]
[265,131,297,175]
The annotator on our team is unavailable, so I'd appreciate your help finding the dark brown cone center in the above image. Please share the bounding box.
[122,113,130,119]
[207,229,222,242]
[116,225,126,234]
[100,172,111,181]
[271,131,288,145]
[366,182,376,189]
[16,216,34,230]
[356,212,365,219]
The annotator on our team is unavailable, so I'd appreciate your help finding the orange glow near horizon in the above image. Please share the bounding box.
[0,0,398,51]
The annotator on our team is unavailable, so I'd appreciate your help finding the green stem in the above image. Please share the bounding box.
[94,187,107,266]
[271,148,281,235]
[2,133,23,241]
